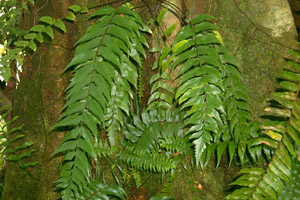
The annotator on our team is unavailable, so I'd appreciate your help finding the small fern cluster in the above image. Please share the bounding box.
[120,109,185,173]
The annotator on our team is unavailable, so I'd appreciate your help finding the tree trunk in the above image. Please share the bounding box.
[1,0,77,199]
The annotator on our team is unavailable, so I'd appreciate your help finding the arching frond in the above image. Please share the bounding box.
[155,14,255,167]
[226,50,300,200]
[53,6,149,199]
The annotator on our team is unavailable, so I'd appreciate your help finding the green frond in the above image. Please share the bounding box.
[105,72,132,146]
[226,49,300,199]
[153,173,176,198]
[120,147,175,173]
[171,16,226,166]
[155,14,254,167]
[138,66,144,103]
[69,180,126,200]
[54,6,149,198]
[120,109,185,173]
[148,46,176,111]
[160,136,190,155]
[278,150,300,200]
[132,169,142,189]
[0,106,37,169]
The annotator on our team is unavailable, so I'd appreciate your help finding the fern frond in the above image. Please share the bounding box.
[154,173,176,198]
[121,109,184,173]
[132,169,142,189]
[147,52,175,111]
[217,45,254,164]
[105,73,132,146]
[123,109,183,148]
[278,149,300,200]
[226,49,300,199]
[173,15,226,166]
[72,180,126,200]
[102,7,149,146]
[138,66,144,103]
[54,6,149,198]
[155,14,255,167]
[152,14,228,166]
[0,107,38,169]
[120,146,175,173]
[160,136,190,154]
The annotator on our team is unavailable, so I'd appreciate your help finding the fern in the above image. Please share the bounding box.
[217,45,255,165]
[0,104,37,169]
[147,44,177,111]
[278,151,300,200]
[226,49,300,199]
[151,173,176,199]
[148,61,175,111]
[160,135,190,155]
[105,73,132,146]
[120,146,175,173]
[122,167,142,189]
[50,4,300,199]
[53,6,149,199]
[68,180,126,200]
[154,14,255,168]
[120,109,184,173]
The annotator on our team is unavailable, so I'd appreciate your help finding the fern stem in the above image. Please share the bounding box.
[81,9,117,116]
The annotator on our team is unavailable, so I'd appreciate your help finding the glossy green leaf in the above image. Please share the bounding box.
[164,24,177,39]
[45,26,54,39]
[216,142,227,168]
[30,24,46,32]
[14,41,29,47]
[65,11,76,21]
[24,33,37,40]
[69,5,81,13]
[54,19,66,32]
[157,8,167,25]
[28,40,37,51]
[81,6,89,14]
[39,16,54,25]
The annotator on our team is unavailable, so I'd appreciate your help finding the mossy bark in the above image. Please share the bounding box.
[1,0,78,199]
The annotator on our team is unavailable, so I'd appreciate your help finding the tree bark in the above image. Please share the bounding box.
[1,0,77,199]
